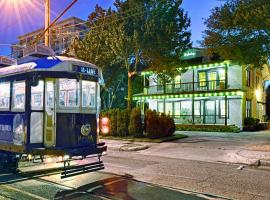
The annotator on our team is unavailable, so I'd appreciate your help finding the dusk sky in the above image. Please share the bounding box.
[0,0,223,56]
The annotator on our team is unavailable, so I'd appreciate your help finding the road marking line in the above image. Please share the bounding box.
[1,185,48,200]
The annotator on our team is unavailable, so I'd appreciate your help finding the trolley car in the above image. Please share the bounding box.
[0,56,107,177]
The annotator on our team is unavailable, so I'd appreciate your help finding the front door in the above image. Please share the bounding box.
[44,79,56,148]
[204,100,216,124]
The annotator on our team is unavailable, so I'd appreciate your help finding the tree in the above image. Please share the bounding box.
[74,0,191,109]
[203,0,270,67]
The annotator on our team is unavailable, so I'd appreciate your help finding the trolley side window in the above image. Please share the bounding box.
[59,79,80,108]
[0,82,11,110]
[31,80,44,110]
[12,81,26,111]
[82,80,96,108]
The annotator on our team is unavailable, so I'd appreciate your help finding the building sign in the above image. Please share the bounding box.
[73,65,98,77]
[180,49,202,60]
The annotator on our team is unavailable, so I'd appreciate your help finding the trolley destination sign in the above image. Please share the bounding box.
[73,65,99,77]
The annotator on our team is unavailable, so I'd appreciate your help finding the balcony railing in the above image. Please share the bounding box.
[145,80,228,95]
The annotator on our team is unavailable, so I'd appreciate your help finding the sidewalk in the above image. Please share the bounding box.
[101,136,270,167]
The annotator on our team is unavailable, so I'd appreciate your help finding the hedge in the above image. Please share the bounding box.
[176,124,240,133]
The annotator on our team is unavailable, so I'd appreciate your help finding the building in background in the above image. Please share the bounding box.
[11,17,87,59]
[134,49,270,130]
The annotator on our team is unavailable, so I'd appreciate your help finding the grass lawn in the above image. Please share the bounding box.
[100,134,188,143]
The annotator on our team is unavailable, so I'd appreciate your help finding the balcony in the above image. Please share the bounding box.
[144,80,228,95]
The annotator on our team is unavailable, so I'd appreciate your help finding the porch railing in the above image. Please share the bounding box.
[145,80,228,95]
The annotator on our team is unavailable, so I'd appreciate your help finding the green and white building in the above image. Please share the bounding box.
[134,49,269,130]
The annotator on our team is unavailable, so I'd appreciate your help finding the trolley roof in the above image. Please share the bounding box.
[0,56,101,78]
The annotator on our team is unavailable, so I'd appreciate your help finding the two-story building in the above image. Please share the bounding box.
[133,49,269,130]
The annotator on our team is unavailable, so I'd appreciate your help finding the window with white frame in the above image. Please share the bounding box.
[82,81,96,108]
[59,79,80,108]
[0,82,10,109]
[12,81,26,110]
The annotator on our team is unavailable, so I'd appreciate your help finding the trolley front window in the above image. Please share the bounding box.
[59,79,80,108]
[0,82,10,110]
[82,81,96,108]
[12,81,26,111]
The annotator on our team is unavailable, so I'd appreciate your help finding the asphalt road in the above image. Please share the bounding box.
[0,168,206,200]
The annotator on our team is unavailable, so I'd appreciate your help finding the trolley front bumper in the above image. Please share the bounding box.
[66,142,107,157]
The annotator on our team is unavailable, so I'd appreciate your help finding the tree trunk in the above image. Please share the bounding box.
[127,74,133,109]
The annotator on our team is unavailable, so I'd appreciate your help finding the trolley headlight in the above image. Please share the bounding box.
[64,155,70,161]
[81,124,91,136]
[27,154,32,160]
[101,117,110,134]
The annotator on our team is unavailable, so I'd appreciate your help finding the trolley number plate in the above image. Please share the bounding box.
[73,65,98,77]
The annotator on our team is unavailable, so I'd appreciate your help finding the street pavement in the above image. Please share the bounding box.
[0,168,207,200]
[1,130,270,200]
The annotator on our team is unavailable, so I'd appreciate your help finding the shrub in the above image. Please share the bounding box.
[117,109,130,137]
[244,117,259,126]
[243,117,262,131]
[176,124,240,133]
[144,109,175,138]
[128,108,143,137]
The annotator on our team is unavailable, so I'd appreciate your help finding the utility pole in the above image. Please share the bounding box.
[44,0,51,47]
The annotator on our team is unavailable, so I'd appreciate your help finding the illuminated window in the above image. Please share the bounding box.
[219,69,225,81]
[0,82,10,109]
[246,100,252,117]
[59,79,80,108]
[31,80,44,110]
[82,81,96,108]
[175,75,181,89]
[180,101,192,115]
[198,72,206,87]
[246,70,251,87]
[174,102,180,116]
[194,101,201,116]
[12,81,25,110]
[157,102,164,113]
[219,100,229,118]
[165,102,173,115]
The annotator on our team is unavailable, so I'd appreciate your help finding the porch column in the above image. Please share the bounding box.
[225,95,228,126]
[225,63,228,126]
[192,68,195,91]
[192,94,195,124]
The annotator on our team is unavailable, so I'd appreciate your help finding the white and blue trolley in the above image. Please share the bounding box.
[0,56,107,178]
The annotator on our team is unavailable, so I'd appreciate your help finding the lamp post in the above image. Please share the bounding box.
[44,0,51,47]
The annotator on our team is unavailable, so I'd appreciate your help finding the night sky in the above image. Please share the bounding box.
[0,0,223,56]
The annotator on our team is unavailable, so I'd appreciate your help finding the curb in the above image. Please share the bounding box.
[259,159,270,167]
[119,145,149,152]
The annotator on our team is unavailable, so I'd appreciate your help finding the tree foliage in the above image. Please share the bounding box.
[73,0,191,109]
[203,0,270,67]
